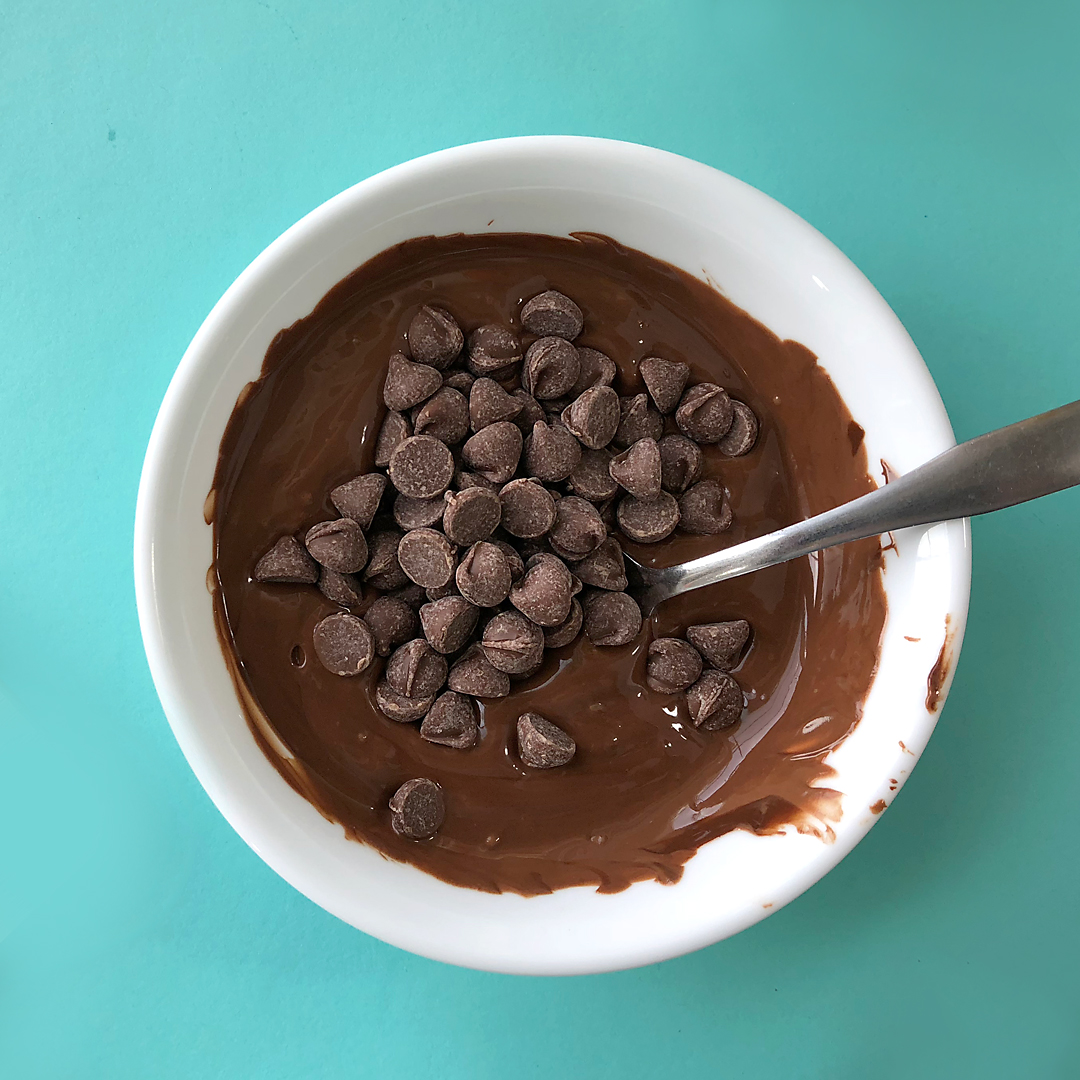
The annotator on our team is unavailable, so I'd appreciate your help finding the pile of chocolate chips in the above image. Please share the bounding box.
[252,290,758,841]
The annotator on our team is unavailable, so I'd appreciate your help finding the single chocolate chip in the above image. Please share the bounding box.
[679,479,733,534]
[490,538,525,582]
[386,638,448,698]
[562,385,620,450]
[717,400,758,456]
[412,386,470,445]
[639,356,690,415]
[388,435,454,499]
[499,477,557,538]
[312,612,375,676]
[676,383,735,443]
[455,541,512,607]
[613,393,664,448]
[363,529,409,590]
[509,649,545,681]
[617,492,680,543]
[442,369,475,393]
[461,421,523,484]
[469,377,523,432]
[522,337,580,400]
[686,620,751,670]
[517,712,576,768]
[254,535,319,584]
[509,552,574,626]
[520,290,584,340]
[510,389,546,432]
[548,496,606,562]
[374,411,412,468]
[376,681,435,723]
[393,493,445,530]
[391,582,429,610]
[646,638,703,693]
[573,537,627,590]
[567,449,619,502]
[396,528,456,589]
[687,670,744,730]
[467,324,523,375]
[522,420,581,483]
[609,437,662,498]
[420,692,480,749]
[364,595,419,656]
[443,486,502,545]
[318,568,364,607]
[389,778,445,838]
[407,306,463,369]
[658,434,703,494]
[453,468,498,492]
[481,611,545,674]
[543,597,583,648]
[570,347,617,396]
[383,352,442,411]
[448,643,511,698]
[305,518,368,573]
[330,473,387,529]
[420,595,479,654]
[583,590,642,646]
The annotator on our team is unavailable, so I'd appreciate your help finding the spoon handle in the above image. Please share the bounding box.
[643,398,1080,604]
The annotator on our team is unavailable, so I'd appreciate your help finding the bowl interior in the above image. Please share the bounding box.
[135,136,969,975]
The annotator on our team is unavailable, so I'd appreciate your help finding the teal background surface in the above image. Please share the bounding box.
[2,1,1079,1075]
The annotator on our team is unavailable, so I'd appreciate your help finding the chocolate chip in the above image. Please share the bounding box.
[609,437,662,499]
[407,306,463,369]
[509,552,574,626]
[597,496,619,531]
[393,493,445,530]
[686,620,750,670]
[617,492,680,543]
[396,528,456,589]
[548,496,605,562]
[425,579,458,602]
[453,468,498,492]
[658,434,703,494]
[364,595,419,656]
[687,670,744,730]
[522,337,580,400]
[517,712,576,768]
[420,692,480,749]
[567,449,619,501]
[455,541,512,607]
[386,638,448,698]
[573,536,627,590]
[330,473,387,529]
[466,324,522,375]
[639,356,690,415]
[305,518,369,573]
[389,778,445,838]
[383,352,442,411]
[510,389,546,432]
[562,385,620,450]
[498,477,556,538]
[490,538,525,582]
[543,597,583,649]
[388,435,454,499]
[646,638,703,693]
[613,393,663,448]
[254,535,319,584]
[679,479,733,534]
[318,568,364,607]
[376,681,435,723]
[412,386,470,445]
[717,400,758,456]
[520,290,584,340]
[363,529,409,590]
[447,643,511,698]
[442,370,475,394]
[481,611,545,674]
[312,612,375,676]
[521,420,580,483]
[461,421,523,484]
[419,595,479,654]
[570,347,617,395]
[442,486,502,545]
[469,377,523,432]
[676,383,734,443]
[390,582,429,611]
[374,410,412,468]
[583,590,642,646]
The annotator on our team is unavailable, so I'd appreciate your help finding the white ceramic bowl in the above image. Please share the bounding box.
[134,136,970,975]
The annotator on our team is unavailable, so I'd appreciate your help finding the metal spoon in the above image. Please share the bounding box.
[625,398,1080,615]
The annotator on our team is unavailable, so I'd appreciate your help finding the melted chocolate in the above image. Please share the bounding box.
[210,233,887,895]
